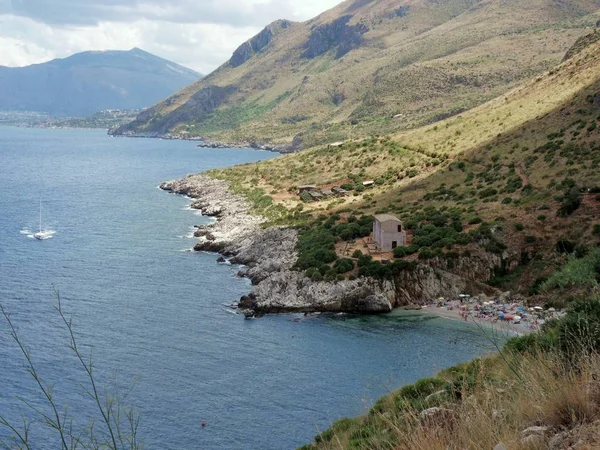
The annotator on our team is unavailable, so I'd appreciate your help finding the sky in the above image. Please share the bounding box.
[0,0,344,74]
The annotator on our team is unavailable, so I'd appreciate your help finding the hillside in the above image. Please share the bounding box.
[113,0,600,148]
[0,48,201,117]
[200,32,600,449]
[206,29,600,302]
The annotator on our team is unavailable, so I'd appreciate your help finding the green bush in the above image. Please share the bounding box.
[558,188,582,217]
[334,258,355,274]
[593,224,600,237]
[393,244,420,258]
[479,188,498,199]
[295,228,338,270]
[541,249,600,291]
[514,223,525,231]
[418,247,441,260]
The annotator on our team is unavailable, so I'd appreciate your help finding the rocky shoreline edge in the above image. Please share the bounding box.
[160,173,399,317]
[110,130,294,154]
[160,173,520,318]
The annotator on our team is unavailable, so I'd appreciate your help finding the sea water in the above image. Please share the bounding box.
[0,127,501,449]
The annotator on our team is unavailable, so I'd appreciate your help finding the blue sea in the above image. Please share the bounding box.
[0,127,500,449]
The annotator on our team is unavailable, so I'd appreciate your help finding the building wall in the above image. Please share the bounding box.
[373,219,407,251]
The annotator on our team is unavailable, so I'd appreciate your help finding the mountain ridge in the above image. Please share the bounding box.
[0,48,201,117]
[112,0,600,147]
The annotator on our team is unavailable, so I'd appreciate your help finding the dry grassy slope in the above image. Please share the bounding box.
[115,0,600,147]
[214,32,600,195]
[211,32,600,279]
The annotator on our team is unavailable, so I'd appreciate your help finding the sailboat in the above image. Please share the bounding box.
[33,200,53,240]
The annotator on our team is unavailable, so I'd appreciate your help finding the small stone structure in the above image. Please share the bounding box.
[373,214,407,252]
[332,187,347,196]
[298,185,317,193]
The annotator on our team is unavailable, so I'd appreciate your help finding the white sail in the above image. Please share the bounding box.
[33,200,54,240]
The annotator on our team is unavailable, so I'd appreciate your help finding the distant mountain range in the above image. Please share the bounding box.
[0,48,201,117]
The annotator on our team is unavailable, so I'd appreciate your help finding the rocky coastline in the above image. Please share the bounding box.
[161,173,516,318]
[110,129,294,154]
[160,173,397,317]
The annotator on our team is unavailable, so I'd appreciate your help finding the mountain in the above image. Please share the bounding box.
[0,48,201,117]
[209,28,600,295]
[113,0,600,148]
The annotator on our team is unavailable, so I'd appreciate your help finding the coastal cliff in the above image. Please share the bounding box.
[161,174,513,316]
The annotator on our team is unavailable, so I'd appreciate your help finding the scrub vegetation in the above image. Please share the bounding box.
[301,298,600,450]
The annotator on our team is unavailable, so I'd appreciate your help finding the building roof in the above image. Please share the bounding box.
[374,214,402,223]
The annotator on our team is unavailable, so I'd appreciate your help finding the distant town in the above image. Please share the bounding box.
[0,109,142,130]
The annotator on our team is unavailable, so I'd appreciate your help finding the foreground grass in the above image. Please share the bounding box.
[302,298,600,450]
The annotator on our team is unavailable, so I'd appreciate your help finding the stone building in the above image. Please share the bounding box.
[373,214,407,252]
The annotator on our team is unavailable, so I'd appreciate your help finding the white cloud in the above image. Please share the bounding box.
[0,0,344,72]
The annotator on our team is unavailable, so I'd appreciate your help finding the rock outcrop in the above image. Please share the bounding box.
[160,173,263,253]
[253,272,395,314]
[562,30,600,62]
[115,85,236,137]
[230,20,293,68]
[303,15,368,59]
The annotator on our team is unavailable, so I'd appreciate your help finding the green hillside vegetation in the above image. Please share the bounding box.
[300,297,600,450]
[209,32,600,301]
[205,31,600,450]
[114,0,600,148]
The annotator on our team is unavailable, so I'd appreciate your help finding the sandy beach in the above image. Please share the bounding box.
[420,305,533,336]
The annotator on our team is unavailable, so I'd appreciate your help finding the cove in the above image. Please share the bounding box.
[0,128,501,449]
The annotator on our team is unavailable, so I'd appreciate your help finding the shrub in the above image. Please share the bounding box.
[525,235,537,244]
[352,249,363,258]
[541,249,600,291]
[479,188,498,199]
[418,247,441,260]
[393,245,419,258]
[556,299,600,357]
[558,188,582,217]
[295,228,338,270]
[469,217,483,225]
[593,224,600,237]
[557,239,576,254]
[334,258,355,274]
[537,215,547,221]
[300,191,313,202]
[514,223,525,231]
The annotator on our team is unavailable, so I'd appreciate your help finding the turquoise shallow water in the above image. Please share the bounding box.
[0,127,499,449]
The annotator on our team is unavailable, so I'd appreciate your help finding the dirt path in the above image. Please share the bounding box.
[515,164,529,186]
